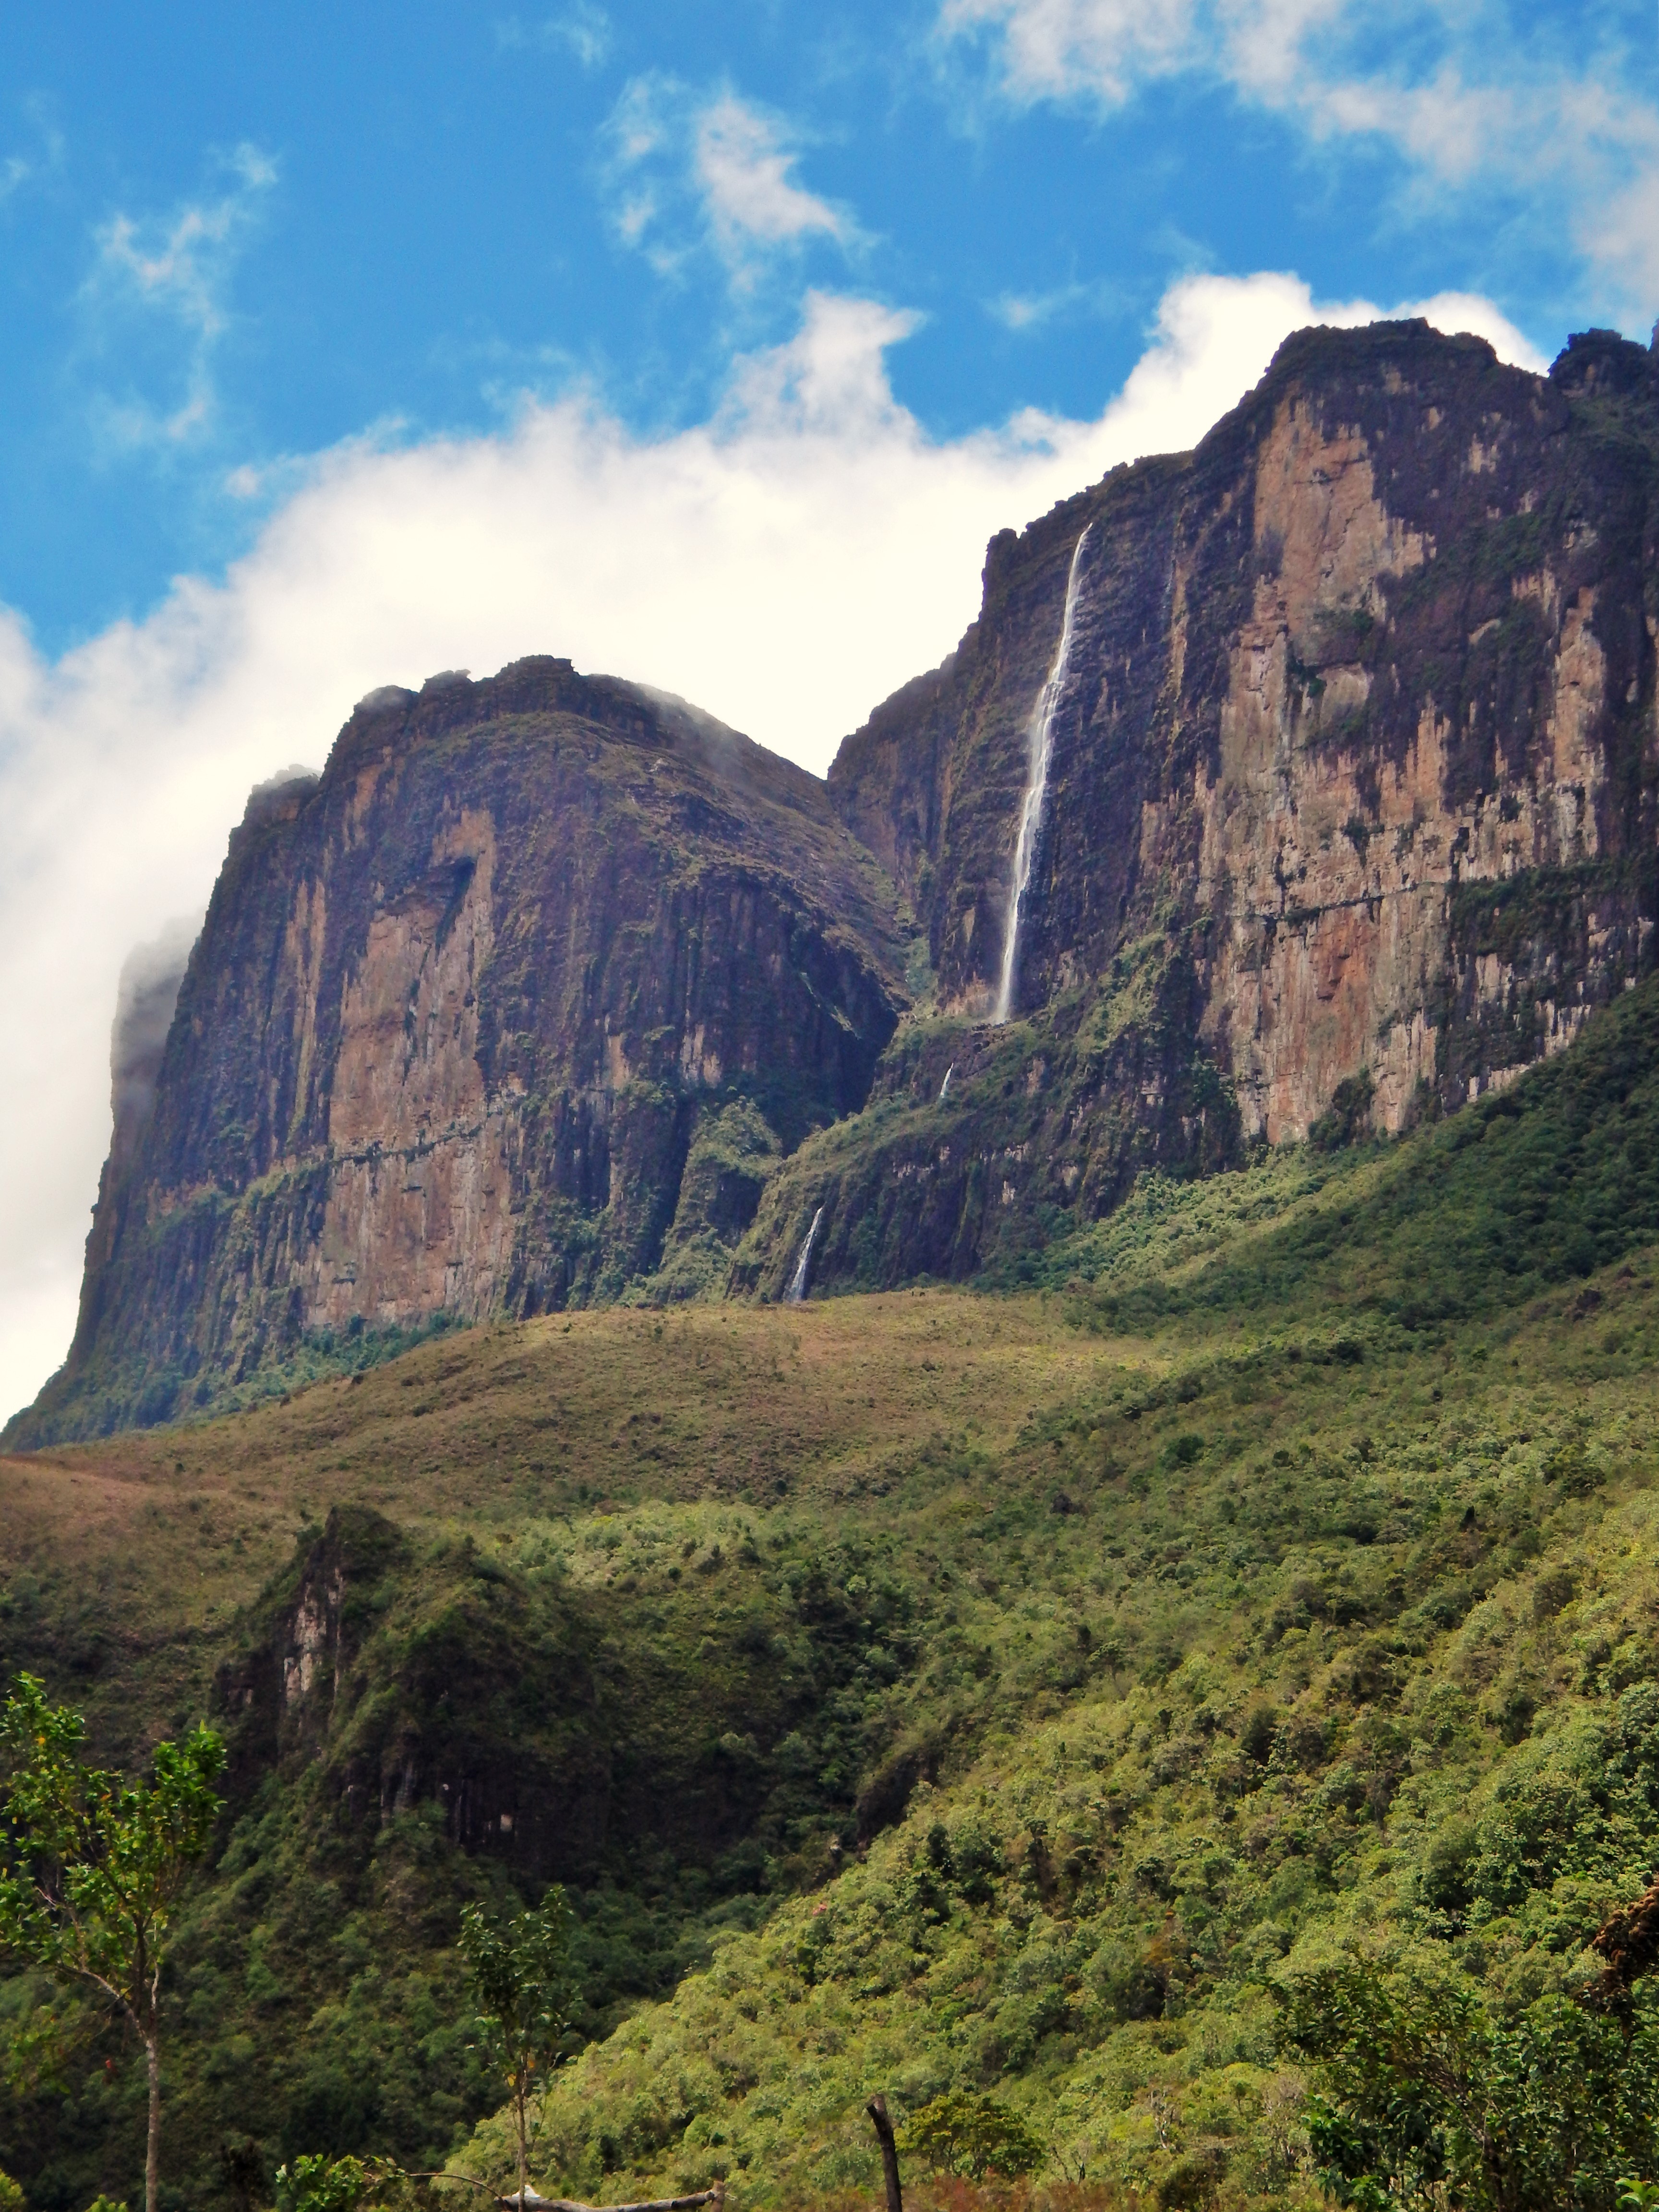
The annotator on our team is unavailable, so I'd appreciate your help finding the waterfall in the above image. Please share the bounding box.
[938,1063,955,1102]
[784,1205,824,1304]
[993,523,1092,1024]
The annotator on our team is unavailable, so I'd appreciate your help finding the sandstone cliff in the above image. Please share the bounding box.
[12,319,1659,1438]
[12,660,906,1443]
[737,320,1659,1296]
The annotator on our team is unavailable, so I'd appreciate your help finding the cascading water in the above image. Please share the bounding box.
[784,1205,824,1304]
[938,1063,955,1102]
[992,523,1092,1024]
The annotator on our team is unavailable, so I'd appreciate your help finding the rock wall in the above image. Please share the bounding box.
[766,320,1659,1294]
[12,660,906,1443]
[834,320,1659,1138]
[14,319,1659,1429]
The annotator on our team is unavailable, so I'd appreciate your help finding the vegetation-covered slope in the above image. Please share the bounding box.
[7,976,1659,2209]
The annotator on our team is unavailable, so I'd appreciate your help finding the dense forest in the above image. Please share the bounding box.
[9,972,1659,2208]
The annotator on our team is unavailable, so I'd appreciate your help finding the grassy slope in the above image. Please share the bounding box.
[5,980,1659,2208]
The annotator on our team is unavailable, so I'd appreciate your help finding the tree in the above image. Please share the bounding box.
[458,1886,578,2208]
[1284,1953,1659,2211]
[899,2091,1044,2181]
[0,1674,224,2212]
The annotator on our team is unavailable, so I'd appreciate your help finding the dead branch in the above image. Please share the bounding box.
[489,2188,725,2212]
[866,2096,902,2212]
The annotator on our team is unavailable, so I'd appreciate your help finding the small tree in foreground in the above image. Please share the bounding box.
[459,1885,577,2209]
[0,1674,224,2212]
[899,2091,1044,2181]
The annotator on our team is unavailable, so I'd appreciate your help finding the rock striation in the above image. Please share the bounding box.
[11,318,1659,1438]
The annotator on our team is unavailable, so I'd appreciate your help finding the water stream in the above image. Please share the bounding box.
[784,1205,824,1304]
[938,1063,955,1102]
[992,523,1092,1023]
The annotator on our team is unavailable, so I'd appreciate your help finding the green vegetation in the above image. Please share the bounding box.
[457,1889,577,2206]
[0,1679,225,2212]
[901,2093,1045,2181]
[1286,1955,1659,2209]
[8,979,1659,2207]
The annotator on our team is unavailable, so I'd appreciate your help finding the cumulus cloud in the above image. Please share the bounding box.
[606,79,857,285]
[0,269,1543,1423]
[939,0,1659,315]
[83,144,276,447]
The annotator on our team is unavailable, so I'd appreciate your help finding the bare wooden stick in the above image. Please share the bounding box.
[489,2188,725,2212]
[866,2097,902,2212]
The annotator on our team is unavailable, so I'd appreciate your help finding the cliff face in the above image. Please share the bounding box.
[14,320,1659,1436]
[14,660,906,1443]
[747,320,1659,1297]
[836,321,1659,1127]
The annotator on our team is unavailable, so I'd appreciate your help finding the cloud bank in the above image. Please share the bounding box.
[0,270,1544,1424]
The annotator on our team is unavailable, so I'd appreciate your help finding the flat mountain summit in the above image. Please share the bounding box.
[12,316,1659,1446]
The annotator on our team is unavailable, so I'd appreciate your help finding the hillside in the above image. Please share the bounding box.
[6,972,1659,2208]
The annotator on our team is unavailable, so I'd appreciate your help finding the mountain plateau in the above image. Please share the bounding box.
[10,317,1659,1444]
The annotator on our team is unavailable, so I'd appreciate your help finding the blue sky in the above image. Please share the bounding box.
[1,0,1657,1420]
[2,0,1654,656]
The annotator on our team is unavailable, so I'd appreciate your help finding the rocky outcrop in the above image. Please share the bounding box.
[11,661,906,1443]
[750,320,1659,1296]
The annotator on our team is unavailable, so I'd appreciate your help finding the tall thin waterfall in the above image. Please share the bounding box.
[784,1205,824,1304]
[993,524,1092,1024]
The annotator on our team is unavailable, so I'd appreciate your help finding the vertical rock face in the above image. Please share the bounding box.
[835,321,1659,1133]
[767,320,1659,1294]
[14,660,906,1443]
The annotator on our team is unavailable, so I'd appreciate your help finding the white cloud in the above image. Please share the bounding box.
[83,144,276,447]
[989,276,1125,329]
[0,270,1542,1425]
[694,95,852,251]
[496,7,612,68]
[939,0,1659,315]
[606,79,857,286]
[0,95,65,208]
